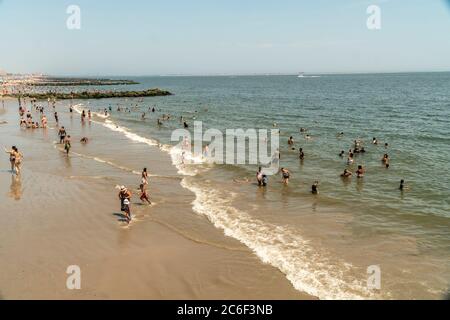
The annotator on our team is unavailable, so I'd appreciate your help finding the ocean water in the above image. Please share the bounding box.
[64,73,449,299]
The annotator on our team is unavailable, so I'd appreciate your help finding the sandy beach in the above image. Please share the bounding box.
[0,100,312,300]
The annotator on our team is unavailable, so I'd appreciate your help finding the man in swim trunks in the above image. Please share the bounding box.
[58,127,67,144]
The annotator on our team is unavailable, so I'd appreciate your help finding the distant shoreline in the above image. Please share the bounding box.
[27,78,140,86]
[4,88,172,100]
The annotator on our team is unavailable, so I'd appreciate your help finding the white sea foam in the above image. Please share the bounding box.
[181,179,377,300]
[103,119,159,147]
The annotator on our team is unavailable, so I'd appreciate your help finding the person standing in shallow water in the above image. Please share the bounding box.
[281,168,291,185]
[4,146,22,174]
[356,165,365,178]
[119,186,132,222]
[64,135,71,155]
[139,180,152,205]
[256,167,263,186]
[58,126,67,144]
[312,181,319,194]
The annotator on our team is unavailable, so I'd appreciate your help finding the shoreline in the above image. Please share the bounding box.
[0,100,313,300]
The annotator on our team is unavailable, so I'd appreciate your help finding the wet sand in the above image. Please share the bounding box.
[0,100,313,300]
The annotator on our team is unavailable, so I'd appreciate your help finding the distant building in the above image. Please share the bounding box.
[0,69,7,76]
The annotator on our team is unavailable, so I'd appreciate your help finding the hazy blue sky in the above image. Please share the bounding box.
[1,0,450,75]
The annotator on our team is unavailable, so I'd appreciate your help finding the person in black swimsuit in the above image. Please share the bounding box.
[58,127,67,144]
[312,181,319,194]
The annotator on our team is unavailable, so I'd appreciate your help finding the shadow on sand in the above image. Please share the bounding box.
[113,213,129,223]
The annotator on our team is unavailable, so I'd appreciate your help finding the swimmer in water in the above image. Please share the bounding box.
[341,169,353,178]
[347,152,354,165]
[288,136,294,146]
[372,137,378,145]
[299,148,305,160]
[399,179,409,191]
[339,150,345,158]
[356,165,365,178]
[80,137,89,144]
[311,181,319,194]
[281,168,291,185]
[382,154,390,168]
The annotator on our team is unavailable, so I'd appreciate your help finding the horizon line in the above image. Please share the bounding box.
[2,70,450,78]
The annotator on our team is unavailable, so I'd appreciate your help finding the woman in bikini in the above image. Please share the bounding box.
[142,168,149,186]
